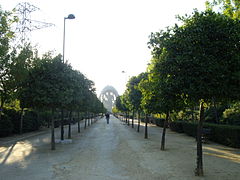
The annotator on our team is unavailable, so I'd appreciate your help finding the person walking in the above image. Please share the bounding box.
[105,113,110,124]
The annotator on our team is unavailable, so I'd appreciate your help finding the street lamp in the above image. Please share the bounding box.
[121,70,130,83]
[63,14,75,63]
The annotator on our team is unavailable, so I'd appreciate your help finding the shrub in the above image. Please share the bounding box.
[204,123,240,148]
[182,122,198,137]
[37,111,51,127]
[204,105,227,123]
[4,108,21,133]
[0,115,13,137]
[22,110,40,133]
[169,121,184,133]
[169,121,240,148]
[0,108,52,137]
[222,102,240,125]
[155,118,165,127]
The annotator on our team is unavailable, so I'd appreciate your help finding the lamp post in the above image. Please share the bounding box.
[63,14,75,63]
[121,70,130,86]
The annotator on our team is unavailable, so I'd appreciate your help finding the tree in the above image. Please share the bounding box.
[63,69,91,139]
[206,0,240,19]
[138,74,153,139]
[115,95,130,124]
[141,57,184,150]
[126,73,147,131]
[70,70,94,134]
[0,7,18,114]
[11,44,37,134]
[20,55,74,150]
[149,10,240,175]
[115,96,123,112]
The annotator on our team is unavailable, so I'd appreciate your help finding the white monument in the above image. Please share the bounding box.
[99,85,119,112]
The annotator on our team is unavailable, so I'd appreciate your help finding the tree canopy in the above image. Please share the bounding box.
[148,10,240,104]
[145,10,240,176]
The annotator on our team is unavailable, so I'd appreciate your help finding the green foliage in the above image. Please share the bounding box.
[206,0,240,19]
[222,102,240,125]
[19,52,104,114]
[169,121,240,148]
[115,96,123,112]
[204,104,227,123]
[182,122,198,137]
[206,123,240,148]
[35,110,52,127]
[0,6,103,138]
[154,118,165,127]
[125,73,147,112]
[166,11,239,102]
[4,108,21,133]
[169,121,184,133]
[115,94,130,113]
[138,74,156,114]
[22,110,40,133]
[140,45,184,115]
[3,108,45,134]
[21,55,79,110]
[0,114,13,137]
[0,7,15,55]
[112,107,119,114]
[0,7,18,108]
[170,109,198,122]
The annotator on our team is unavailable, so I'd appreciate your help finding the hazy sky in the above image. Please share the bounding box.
[1,0,206,95]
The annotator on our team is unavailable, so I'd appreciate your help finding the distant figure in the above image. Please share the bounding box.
[105,113,110,124]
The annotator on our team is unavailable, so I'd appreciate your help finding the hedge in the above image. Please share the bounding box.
[155,118,165,127]
[0,109,44,137]
[4,109,21,133]
[169,121,184,133]
[0,115,13,137]
[205,123,240,148]
[22,110,40,133]
[182,122,198,138]
[169,121,240,148]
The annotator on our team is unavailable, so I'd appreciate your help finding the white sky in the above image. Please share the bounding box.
[1,0,206,95]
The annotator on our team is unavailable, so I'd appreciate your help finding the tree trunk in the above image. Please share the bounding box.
[137,111,140,132]
[144,113,148,139]
[132,110,135,128]
[78,111,80,133]
[84,117,87,129]
[19,108,24,134]
[125,112,127,124]
[47,116,50,128]
[68,111,72,139]
[51,109,55,150]
[212,98,219,124]
[127,112,130,126]
[88,112,90,126]
[161,112,169,150]
[191,106,195,122]
[0,98,5,122]
[61,109,64,140]
[195,101,204,176]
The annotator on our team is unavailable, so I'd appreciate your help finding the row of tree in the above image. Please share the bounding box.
[115,1,240,176]
[0,6,106,149]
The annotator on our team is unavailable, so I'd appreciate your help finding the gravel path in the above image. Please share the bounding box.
[0,115,239,180]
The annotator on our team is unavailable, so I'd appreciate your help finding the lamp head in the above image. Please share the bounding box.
[67,14,75,19]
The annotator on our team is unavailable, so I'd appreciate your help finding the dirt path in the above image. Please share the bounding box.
[0,116,239,180]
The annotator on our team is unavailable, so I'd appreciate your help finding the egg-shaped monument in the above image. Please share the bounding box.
[99,85,119,112]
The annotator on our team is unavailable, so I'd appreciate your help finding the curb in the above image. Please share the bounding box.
[0,129,50,146]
